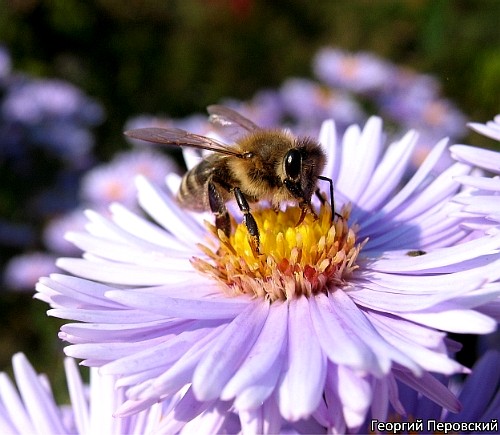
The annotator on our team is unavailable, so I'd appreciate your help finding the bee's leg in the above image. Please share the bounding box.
[296,202,317,227]
[208,182,231,237]
[233,187,260,252]
[317,175,342,222]
[314,188,327,205]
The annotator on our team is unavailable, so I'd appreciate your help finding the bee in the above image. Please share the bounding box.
[124,105,335,251]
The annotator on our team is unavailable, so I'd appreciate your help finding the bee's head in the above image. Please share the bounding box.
[283,138,326,203]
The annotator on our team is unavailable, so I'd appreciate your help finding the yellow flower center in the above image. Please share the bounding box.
[192,204,364,302]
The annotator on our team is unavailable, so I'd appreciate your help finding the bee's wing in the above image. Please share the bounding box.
[124,127,244,157]
[207,105,260,133]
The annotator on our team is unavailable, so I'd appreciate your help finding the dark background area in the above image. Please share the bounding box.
[0,0,499,400]
[3,0,499,157]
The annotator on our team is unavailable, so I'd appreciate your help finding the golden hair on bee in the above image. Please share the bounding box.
[124,105,334,252]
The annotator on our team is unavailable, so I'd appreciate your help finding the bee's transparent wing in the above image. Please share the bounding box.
[124,127,244,157]
[207,105,260,137]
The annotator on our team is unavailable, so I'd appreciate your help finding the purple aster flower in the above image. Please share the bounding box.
[279,78,363,133]
[451,114,500,227]
[449,115,500,348]
[218,90,285,129]
[43,209,97,256]
[0,353,165,434]
[2,79,103,126]
[36,116,500,432]
[3,252,59,292]
[80,149,179,209]
[1,76,104,163]
[366,350,500,433]
[379,76,467,140]
[313,47,394,94]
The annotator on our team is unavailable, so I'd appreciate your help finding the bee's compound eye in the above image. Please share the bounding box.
[284,149,302,180]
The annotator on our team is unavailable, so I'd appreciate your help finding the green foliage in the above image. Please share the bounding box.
[1,0,498,157]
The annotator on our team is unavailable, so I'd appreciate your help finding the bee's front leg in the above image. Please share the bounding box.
[233,187,260,253]
[317,175,342,222]
[208,181,231,238]
[296,202,317,226]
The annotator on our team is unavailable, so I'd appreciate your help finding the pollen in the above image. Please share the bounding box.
[192,204,365,302]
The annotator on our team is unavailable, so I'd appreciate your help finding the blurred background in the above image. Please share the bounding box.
[1,0,499,399]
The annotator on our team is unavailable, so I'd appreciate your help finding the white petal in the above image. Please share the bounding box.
[455,175,500,191]
[65,232,193,269]
[368,232,500,273]
[366,312,464,375]
[450,144,500,173]
[319,119,339,180]
[153,387,213,434]
[49,308,163,323]
[109,202,193,252]
[328,290,419,375]
[131,327,224,401]
[361,137,450,228]
[360,261,493,294]
[179,401,231,435]
[135,176,204,246]
[192,302,270,401]
[56,257,198,286]
[309,293,377,370]
[239,399,282,435]
[335,365,372,428]
[105,289,249,319]
[64,358,89,435]
[37,275,120,309]
[278,297,327,421]
[388,162,470,223]
[400,308,496,334]
[458,196,500,215]
[394,368,461,412]
[221,301,288,402]
[343,117,384,202]
[358,130,417,210]
[0,367,36,434]
[348,285,474,313]
[336,124,361,195]
[11,353,66,434]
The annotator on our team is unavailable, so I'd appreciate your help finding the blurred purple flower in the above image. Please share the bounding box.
[3,252,59,292]
[313,46,467,152]
[378,74,467,139]
[280,78,363,133]
[80,149,179,209]
[43,209,96,256]
[1,77,104,163]
[35,116,500,432]
[218,90,285,129]
[314,47,394,93]
[0,353,165,434]
[2,79,103,125]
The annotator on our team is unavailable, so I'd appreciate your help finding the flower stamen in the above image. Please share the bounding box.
[192,204,365,302]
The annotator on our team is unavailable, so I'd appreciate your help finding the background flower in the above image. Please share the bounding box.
[0,353,165,434]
